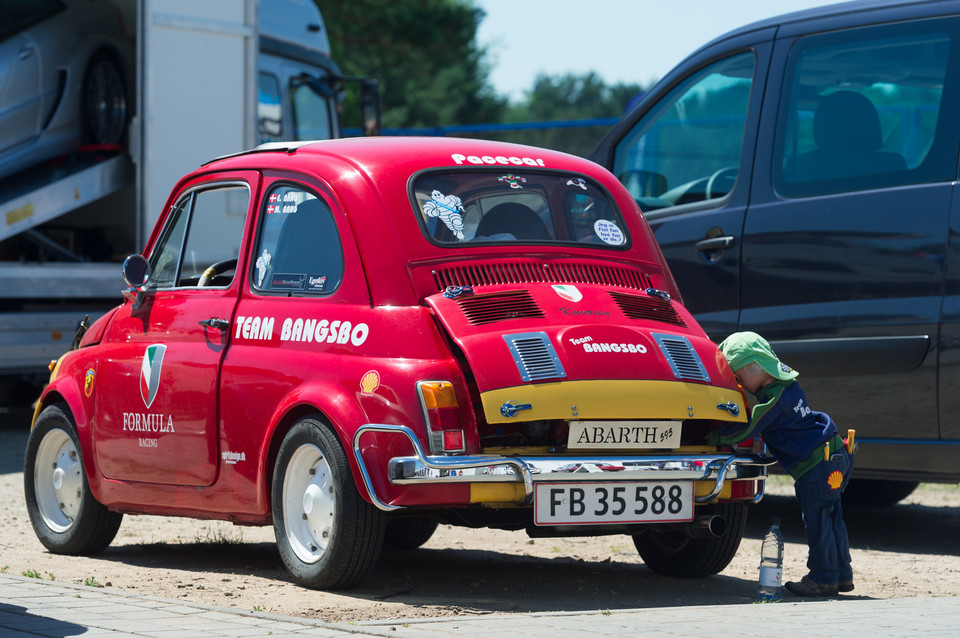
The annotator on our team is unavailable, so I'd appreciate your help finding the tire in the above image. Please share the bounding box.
[24,404,122,555]
[81,52,127,145]
[842,478,919,507]
[632,502,748,577]
[384,517,439,550]
[272,417,385,589]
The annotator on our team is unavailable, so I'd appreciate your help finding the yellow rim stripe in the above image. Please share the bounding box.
[480,379,746,424]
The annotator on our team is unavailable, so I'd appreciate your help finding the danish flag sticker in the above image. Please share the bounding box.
[140,344,167,408]
[552,284,583,303]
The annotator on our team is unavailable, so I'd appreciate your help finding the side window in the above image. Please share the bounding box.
[251,185,343,295]
[148,184,248,289]
[612,52,755,212]
[775,24,952,197]
[291,80,333,141]
[258,72,283,143]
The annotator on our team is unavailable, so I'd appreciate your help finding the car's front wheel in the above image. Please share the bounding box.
[24,403,122,554]
[272,417,385,589]
[632,501,747,577]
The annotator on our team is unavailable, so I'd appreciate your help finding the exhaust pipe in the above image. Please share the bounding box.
[685,514,727,539]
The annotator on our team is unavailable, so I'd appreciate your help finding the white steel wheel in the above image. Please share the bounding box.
[34,427,83,532]
[24,404,122,555]
[272,417,385,589]
[282,443,336,564]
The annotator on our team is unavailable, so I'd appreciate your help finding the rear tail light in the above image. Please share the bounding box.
[417,381,465,454]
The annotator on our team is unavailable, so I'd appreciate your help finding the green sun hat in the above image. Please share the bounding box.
[719,331,798,381]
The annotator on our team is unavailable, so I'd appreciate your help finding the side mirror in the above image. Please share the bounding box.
[122,254,151,288]
[360,79,381,136]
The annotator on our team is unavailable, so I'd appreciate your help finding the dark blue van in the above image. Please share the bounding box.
[590,0,960,504]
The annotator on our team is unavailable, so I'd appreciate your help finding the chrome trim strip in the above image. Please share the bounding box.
[353,423,775,512]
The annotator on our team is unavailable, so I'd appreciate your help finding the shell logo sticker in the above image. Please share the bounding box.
[140,344,167,409]
[827,470,844,490]
[360,370,380,396]
[552,284,582,303]
[84,369,95,397]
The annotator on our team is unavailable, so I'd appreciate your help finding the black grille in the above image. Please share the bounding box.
[609,291,686,327]
[456,290,544,325]
[653,333,710,382]
[433,260,649,291]
[504,332,566,382]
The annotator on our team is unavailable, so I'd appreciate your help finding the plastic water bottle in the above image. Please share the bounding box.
[758,517,784,602]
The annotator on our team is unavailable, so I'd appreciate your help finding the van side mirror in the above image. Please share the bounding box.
[360,79,381,136]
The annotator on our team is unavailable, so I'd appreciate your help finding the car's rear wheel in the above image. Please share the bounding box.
[632,501,747,577]
[272,417,385,589]
[384,517,439,550]
[81,52,127,145]
[24,404,122,555]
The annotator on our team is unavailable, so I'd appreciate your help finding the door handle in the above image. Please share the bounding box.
[199,318,230,331]
[18,45,34,61]
[695,236,736,252]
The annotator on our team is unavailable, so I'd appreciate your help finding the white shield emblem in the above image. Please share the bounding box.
[140,344,167,408]
[552,284,583,303]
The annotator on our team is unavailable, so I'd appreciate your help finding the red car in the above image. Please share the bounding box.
[25,137,769,589]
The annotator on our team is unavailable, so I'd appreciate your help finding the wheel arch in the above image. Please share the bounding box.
[259,385,376,515]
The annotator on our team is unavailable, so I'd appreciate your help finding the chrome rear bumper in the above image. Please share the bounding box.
[353,424,775,512]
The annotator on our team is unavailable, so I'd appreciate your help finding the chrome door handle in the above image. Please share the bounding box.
[695,236,735,252]
[198,318,229,331]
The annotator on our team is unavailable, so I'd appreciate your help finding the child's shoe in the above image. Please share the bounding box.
[785,575,839,597]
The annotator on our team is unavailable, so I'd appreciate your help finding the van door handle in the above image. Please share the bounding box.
[695,236,736,252]
[199,318,230,331]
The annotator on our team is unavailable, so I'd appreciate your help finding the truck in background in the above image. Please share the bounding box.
[0,0,379,397]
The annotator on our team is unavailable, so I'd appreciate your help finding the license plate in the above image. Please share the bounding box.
[567,421,681,449]
[534,481,694,526]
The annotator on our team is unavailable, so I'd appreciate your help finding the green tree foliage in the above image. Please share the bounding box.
[316,0,506,129]
[493,72,645,155]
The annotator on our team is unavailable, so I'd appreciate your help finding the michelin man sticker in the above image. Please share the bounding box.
[255,249,272,287]
[424,190,466,240]
[594,219,625,245]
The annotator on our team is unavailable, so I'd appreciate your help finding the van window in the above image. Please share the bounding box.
[251,185,343,294]
[258,72,283,143]
[612,52,755,212]
[775,25,952,196]
[291,82,333,140]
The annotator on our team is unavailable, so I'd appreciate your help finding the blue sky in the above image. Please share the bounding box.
[475,0,842,100]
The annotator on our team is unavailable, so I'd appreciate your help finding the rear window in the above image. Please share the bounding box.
[411,171,630,248]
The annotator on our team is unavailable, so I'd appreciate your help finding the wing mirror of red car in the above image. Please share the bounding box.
[121,254,151,309]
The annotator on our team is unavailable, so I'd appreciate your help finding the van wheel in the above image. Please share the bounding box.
[632,502,747,577]
[81,52,127,145]
[24,404,122,555]
[272,417,385,589]
[843,478,919,506]
[384,517,439,550]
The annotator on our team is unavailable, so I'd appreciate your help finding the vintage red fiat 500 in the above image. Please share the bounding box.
[25,137,770,589]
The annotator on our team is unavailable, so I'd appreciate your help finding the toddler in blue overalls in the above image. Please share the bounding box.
[712,331,854,597]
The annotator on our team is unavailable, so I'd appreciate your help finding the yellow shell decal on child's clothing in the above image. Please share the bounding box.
[827,470,844,490]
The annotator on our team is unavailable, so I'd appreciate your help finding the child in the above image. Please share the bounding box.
[713,331,854,597]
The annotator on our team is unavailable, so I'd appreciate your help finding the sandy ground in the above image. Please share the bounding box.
[2,410,959,622]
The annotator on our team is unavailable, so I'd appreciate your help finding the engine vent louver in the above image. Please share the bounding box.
[609,291,686,327]
[504,332,566,382]
[433,260,649,291]
[456,290,544,325]
[653,333,710,382]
